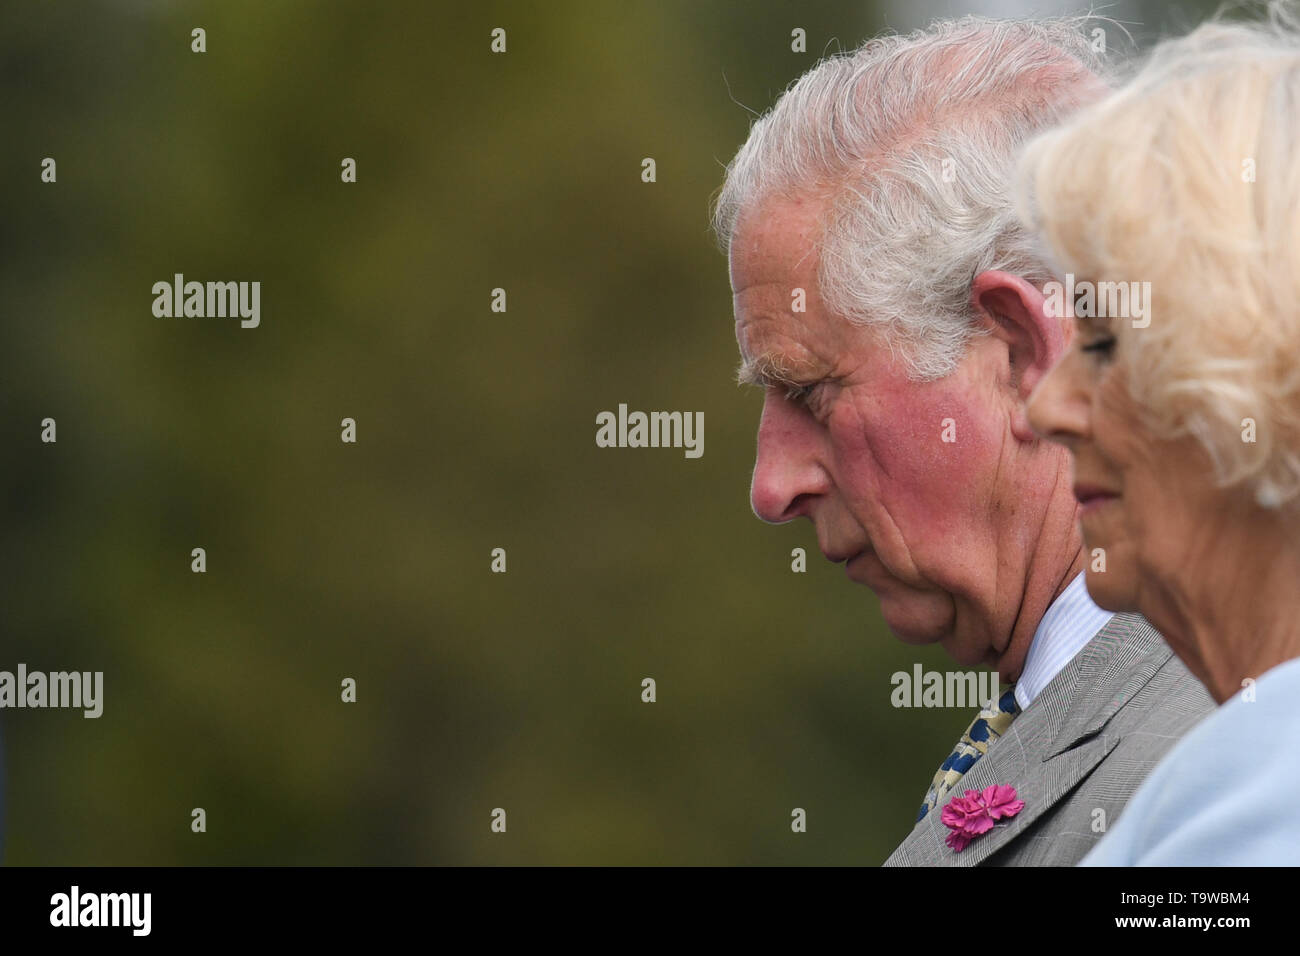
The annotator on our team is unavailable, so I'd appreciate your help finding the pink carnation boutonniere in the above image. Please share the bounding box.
[940,784,1025,852]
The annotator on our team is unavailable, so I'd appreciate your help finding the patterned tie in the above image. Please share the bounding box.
[916,687,1021,822]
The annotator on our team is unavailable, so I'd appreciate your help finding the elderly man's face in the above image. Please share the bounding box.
[731,196,1056,667]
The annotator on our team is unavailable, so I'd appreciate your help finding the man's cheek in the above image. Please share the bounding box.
[830,392,992,504]
[888,437,993,545]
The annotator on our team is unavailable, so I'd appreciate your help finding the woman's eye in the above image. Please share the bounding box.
[1080,336,1116,358]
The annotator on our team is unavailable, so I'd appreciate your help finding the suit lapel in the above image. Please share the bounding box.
[884,612,1168,866]
[1044,614,1173,758]
[934,721,1121,865]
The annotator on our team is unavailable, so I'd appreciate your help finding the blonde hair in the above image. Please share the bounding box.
[1017,1,1300,508]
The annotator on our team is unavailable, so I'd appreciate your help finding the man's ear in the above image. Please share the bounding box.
[971,270,1066,440]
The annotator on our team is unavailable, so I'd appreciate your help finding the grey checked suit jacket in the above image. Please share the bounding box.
[884,613,1214,866]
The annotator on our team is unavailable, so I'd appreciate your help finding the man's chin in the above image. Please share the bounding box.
[877,602,953,647]
[855,564,953,641]
[939,634,998,669]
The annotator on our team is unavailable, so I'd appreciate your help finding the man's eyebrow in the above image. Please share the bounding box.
[734,354,806,389]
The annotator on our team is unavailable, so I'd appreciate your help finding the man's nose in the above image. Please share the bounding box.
[749,392,829,523]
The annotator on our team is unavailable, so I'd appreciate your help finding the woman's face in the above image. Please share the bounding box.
[1025,314,1220,614]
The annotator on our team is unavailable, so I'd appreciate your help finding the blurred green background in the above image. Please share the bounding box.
[0,0,1219,864]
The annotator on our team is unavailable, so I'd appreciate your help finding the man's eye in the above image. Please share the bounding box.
[783,381,837,416]
[783,383,818,405]
[780,382,811,403]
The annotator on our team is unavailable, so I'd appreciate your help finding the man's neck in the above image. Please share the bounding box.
[992,461,1087,684]
[997,548,1085,684]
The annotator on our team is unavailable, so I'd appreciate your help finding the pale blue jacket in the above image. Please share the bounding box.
[1082,656,1300,866]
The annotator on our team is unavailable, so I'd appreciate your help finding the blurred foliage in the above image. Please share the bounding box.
[0,0,1220,864]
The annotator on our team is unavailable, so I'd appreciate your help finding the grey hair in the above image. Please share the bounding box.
[712,15,1122,380]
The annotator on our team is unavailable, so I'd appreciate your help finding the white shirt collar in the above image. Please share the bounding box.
[1014,571,1115,712]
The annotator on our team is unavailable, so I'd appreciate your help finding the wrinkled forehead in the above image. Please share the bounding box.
[731,274,822,373]
[734,307,813,367]
[728,194,827,294]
